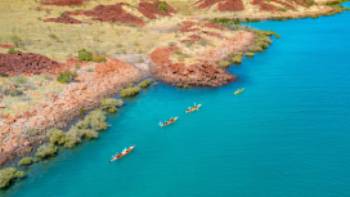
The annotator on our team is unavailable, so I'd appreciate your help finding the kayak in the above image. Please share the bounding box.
[159,116,178,128]
[110,145,135,162]
[234,88,245,95]
[186,103,202,113]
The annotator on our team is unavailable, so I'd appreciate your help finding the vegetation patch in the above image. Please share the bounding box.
[78,49,106,62]
[158,1,170,13]
[0,167,25,189]
[100,98,123,113]
[18,157,34,166]
[7,48,19,54]
[35,143,58,160]
[120,86,141,98]
[63,109,108,148]
[48,128,66,145]
[138,79,153,89]
[231,53,243,64]
[78,49,93,62]
[246,51,255,58]
[57,70,77,84]
[63,128,82,148]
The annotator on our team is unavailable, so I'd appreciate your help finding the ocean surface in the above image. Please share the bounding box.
[3,5,350,197]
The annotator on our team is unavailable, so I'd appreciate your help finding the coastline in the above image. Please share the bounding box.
[0,0,349,190]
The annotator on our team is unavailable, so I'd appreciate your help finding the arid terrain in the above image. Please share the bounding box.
[0,0,346,186]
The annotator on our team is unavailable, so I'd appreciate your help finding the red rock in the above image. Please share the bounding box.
[82,3,145,26]
[138,1,176,19]
[44,13,82,24]
[195,0,244,11]
[0,52,63,76]
[0,43,15,49]
[41,0,85,6]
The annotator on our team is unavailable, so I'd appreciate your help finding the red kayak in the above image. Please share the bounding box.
[110,145,135,162]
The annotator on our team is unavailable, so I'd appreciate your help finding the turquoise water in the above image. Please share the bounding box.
[3,8,350,197]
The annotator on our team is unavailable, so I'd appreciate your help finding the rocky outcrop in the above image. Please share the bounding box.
[150,46,235,87]
[44,13,82,24]
[0,52,64,76]
[138,0,176,19]
[0,59,142,165]
[195,0,244,11]
[150,21,255,87]
[41,0,85,6]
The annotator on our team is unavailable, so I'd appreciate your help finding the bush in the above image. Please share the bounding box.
[8,48,19,54]
[100,98,123,113]
[218,60,230,68]
[231,53,243,64]
[246,52,255,58]
[158,1,169,12]
[120,86,141,98]
[48,128,66,145]
[60,109,108,148]
[212,18,240,26]
[57,71,77,84]
[35,143,58,160]
[250,30,273,52]
[85,110,108,131]
[138,79,153,89]
[10,35,24,48]
[18,157,34,166]
[11,76,27,84]
[0,167,25,189]
[92,55,107,63]
[78,49,93,61]
[63,127,82,149]
[79,129,99,140]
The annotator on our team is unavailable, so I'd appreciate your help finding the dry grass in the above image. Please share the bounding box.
[0,75,64,116]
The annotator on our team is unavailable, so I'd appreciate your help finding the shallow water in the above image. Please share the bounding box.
[3,8,350,197]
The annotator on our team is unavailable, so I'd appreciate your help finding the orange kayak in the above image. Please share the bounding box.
[110,145,135,162]
[185,104,202,113]
[159,117,178,128]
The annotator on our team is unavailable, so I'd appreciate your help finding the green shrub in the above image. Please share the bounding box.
[75,119,90,130]
[100,98,123,113]
[138,79,153,89]
[0,167,25,189]
[78,49,93,61]
[63,129,82,149]
[92,55,107,63]
[120,86,141,98]
[63,110,107,147]
[231,53,243,64]
[212,18,240,26]
[158,1,169,13]
[218,60,230,68]
[85,110,108,131]
[48,128,66,145]
[79,129,99,140]
[57,71,77,84]
[11,76,27,84]
[246,52,255,58]
[248,31,273,53]
[35,143,58,160]
[10,35,24,48]
[18,157,34,166]
[8,48,18,54]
